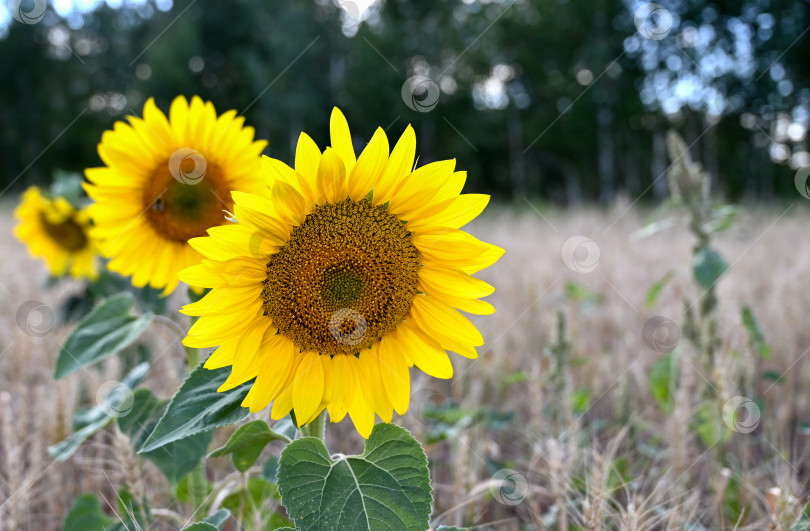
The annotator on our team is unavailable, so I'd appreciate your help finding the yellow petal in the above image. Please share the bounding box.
[378,334,411,415]
[348,127,389,201]
[242,333,297,412]
[315,148,349,204]
[388,159,455,218]
[374,125,416,207]
[330,107,356,167]
[392,324,454,379]
[406,194,490,231]
[419,265,495,299]
[293,351,325,425]
[295,132,322,185]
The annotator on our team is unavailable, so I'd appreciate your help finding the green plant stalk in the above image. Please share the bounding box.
[188,463,207,521]
[300,410,327,440]
[185,344,199,370]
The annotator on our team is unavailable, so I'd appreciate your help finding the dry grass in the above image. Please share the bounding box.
[2,199,810,530]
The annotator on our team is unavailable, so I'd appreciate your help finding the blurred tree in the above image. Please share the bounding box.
[0,0,807,203]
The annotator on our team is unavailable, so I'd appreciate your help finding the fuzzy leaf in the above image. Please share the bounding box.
[139,361,251,453]
[278,423,432,531]
[209,420,290,472]
[55,293,153,379]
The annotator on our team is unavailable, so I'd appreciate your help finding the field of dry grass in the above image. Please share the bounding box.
[2,199,810,530]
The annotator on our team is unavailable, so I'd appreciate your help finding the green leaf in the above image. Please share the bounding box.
[649,354,676,413]
[263,455,280,482]
[181,509,232,530]
[49,363,149,460]
[692,247,727,290]
[139,361,252,453]
[796,499,810,530]
[118,388,212,483]
[209,420,291,472]
[278,423,432,531]
[742,306,772,360]
[115,485,151,530]
[645,270,674,310]
[222,477,285,524]
[64,494,115,531]
[55,293,154,379]
[571,387,591,414]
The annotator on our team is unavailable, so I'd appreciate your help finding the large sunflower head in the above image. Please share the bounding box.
[14,186,99,280]
[180,108,504,437]
[84,95,268,295]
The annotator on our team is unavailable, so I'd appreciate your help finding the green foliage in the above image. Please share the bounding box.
[118,388,212,483]
[139,361,252,453]
[221,477,292,528]
[49,362,149,460]
[741,306,772,360]
[645,270,675,310]
[278,423,432,531]
[181,509,232,530]
[114,485,152,530]
[209,420,291,472]
[55,293,154,379]
[795,498,810,530]
[692,247,728,291]
[571,387,591,414]
[649,353,676,413]
[64,494,115,531]
[564,280,604,306]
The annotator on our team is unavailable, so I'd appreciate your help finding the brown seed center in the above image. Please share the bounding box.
[143,158,231,242]
[262,198,420,356]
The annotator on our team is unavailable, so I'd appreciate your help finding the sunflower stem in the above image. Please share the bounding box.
[184,344,199,370]
[300,410,327,440]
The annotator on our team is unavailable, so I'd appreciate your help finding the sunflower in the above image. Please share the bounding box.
[14,186,99,280]
[84,95,268,295]
[180,108,503,437]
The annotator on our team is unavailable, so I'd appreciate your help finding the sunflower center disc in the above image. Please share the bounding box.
[40,213,88,251]
[143,159,231,242]
[263,198,421,356]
